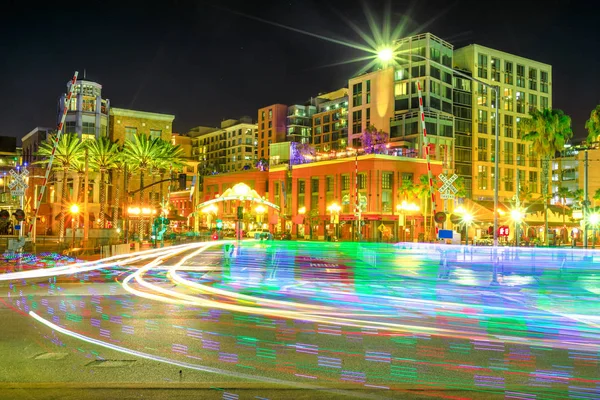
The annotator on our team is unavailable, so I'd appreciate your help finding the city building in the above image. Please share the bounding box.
[286,104,316,144]
[60,79,110,140]
[21,127,53,165]
[454,43,552,203]
[189,117,257,175]
[257,104,287,160]
[311,88,349,152]
[109,107,174,144]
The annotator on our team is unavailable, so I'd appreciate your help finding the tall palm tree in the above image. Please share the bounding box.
[557,186,572,230]
[400,179,416,201]
[88,137,121,228]
[155,139,185,203]
[35,133,85,242]
[123,134,163,240]
[585,105,600,144]
[417,174,437,241]
[522,108,573,246]
[573,189,584,207]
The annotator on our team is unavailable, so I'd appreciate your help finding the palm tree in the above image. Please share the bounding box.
[88,137,121,228]
[417,174,437,241]
[453,176,468,200]
[593,188,600,207]
[123,134,163,240]
[400,179,416,201]
[35,133,85,242]
[573,189,584,207]
[522,108,573,246]
[585,105,600,143]
[557,186,572,231]
[155,139,185,203]
[111,149,125,230]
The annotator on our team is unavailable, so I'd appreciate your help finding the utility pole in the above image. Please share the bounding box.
[83,145,89,247]
[584,149,589,249]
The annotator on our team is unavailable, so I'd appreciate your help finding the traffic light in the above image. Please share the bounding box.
[212,233,219,240]
[13,209,25,222]
[237,206,244,220]
[178,174,187,190]
[216,219,223,230]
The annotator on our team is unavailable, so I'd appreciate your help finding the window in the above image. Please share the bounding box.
[268,109,273,119]
[529,93,537,112]
[504,142,514,164]
[540,96,549,109]
[411,64,426,77]
[125,127,137,141]
[491,57,500,81]
[517,143,526,166]
[478,110,488,134]
[477,53,488,78]
[395,82,408,96]
[366,80,371,104]
[504,115,513,138]
[268,130,272,137]
[540,71,549,93]
[430,66,441,80]
[516,91,525,113]
[315,117,321,125]
[382,172,392,189]
[357,173,367,190]
[477,83,488,106]
[503,88,513,111]
[365,108,370,124]
[82,122,95,135]
[65,121,76,134]
[504,61,513,85]
[478,137,487,161]
[150,129,161,139]
[516,64,525,88]
[310,177,319,210]
[341,174,350,191]
[352,110,362,135]
[261,111,265,120]
[529,68,537,91]
[529,171,538,193]
[352,82,363,107]
[477,165,488,190]
[504,168,514,191]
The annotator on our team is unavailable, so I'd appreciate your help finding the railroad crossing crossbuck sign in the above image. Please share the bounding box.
[438,173,458,200]
[9,168,29,197]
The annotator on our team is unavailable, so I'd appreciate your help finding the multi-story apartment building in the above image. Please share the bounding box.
[454,44,552,202]
[287,104,316,144]
[21,127,53,165]
[109,107,174,144]
[347,67,394,147]
[257,104,287,160]
[311,88,349,152]
[190,117,257,175]
[60,79,110,140]
[453,69,474,199]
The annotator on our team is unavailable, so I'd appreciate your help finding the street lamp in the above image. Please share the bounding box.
[202,204,218,231]
[255,205,266,227]
[396,201,419,242]
[378,50,500,247]
[461,212,474,245]
[70,204,80,249]
[510,208,525,247]
[327,203,341,240]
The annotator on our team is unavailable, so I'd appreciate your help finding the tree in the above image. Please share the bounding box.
[123,134,164,240]
[557,186,572,230]
[400,179,416,201]
[453,176,468,200]
[593,188,600,207]
[573,189,584,207]
[361,125,389,154]
[521,108,573,246]
[290,142,316,165]
[88,137,121,228]
[416,174,437,241]
[256,158,269,171]
[153,139,185,204]
[585,105,600,143]
[35,133,85,242]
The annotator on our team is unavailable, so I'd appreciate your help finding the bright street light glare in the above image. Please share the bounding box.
[462,213,473,224]
[377,47,394,62]
[589,213,600,225]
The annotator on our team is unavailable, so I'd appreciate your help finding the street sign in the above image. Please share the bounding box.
[438,229,453,239]
[14,225,21,230]
[8,168,29,197]
[498,226,510,237]
[438,173,458,200]
[434,211,447,224]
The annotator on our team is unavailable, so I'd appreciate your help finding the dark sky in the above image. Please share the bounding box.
[1,0,598,144]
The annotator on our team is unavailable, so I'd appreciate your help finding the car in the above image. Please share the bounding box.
[247,228,270,239]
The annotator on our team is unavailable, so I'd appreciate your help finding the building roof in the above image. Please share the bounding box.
[110,107,175,121]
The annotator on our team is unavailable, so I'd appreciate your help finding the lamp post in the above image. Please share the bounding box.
[255,205,266,228]
[396,200,420,242]
[328,203,341,240]
[510,208,525,247]
[69,204,79,250]
[202,204,218,231]
[379,50,500,247]
[461,212,474,245]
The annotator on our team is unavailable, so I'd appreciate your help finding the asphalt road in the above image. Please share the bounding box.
[0,241,599,399]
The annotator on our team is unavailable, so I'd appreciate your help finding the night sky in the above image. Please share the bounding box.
[1,0,598,144]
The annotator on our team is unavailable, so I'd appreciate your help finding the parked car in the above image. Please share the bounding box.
[247,228,270,239]
[276,232,292,240]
